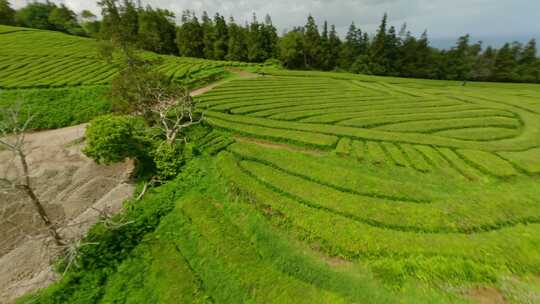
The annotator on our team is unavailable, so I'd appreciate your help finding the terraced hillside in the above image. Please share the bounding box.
[19,71,540,303]
[0,24,254,130]
[0,25,249,89]
[6,26,540,302]
[195,70,540,301]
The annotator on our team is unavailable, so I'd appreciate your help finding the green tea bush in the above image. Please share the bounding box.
[0,86,111,129]
[151,142,196,179]
[83,114,148,164]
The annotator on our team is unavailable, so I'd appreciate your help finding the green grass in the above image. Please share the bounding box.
[0,86,111,129]
[0,25,252,90]
[499,148,540,174]
[0,25,257,130]
[21,155,471,303]
[217,151,540,289]
[6,36,540,303]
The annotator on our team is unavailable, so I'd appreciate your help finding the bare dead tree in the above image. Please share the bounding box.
[0,104,65,246]
[147,86,205,145]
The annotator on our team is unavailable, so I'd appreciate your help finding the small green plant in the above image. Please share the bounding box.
[151,142,194,179]
[83,114,148,164]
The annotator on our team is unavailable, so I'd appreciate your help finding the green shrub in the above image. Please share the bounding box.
[0,86,111,130]
[152,143,186,179]
[83,114,147,164]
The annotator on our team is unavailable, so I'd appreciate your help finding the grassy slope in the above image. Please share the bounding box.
[19,156,470,304]
[0,24,252,129]
[4,24,540,303]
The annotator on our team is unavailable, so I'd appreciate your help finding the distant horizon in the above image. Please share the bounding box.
[430,34,540,50]
[12,0,540,44]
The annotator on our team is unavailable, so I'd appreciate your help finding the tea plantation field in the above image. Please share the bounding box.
[198,70,540,302]
[6,25,540,303]
[0,25,251,129]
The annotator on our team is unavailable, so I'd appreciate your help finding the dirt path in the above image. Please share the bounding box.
[190,68,258,97]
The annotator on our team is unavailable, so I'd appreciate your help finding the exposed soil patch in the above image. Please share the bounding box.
[191,68,259,97]
[225,67,259,79]
[467,287,507,304]
[0,124,134,303]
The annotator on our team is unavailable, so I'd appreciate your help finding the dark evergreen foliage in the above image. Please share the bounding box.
[2,1,538,84]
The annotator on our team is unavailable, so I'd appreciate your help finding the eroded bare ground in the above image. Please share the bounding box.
[0,124,135,303]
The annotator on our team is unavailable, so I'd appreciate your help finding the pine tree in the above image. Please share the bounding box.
[119,0,139,44]
[444,35,476,80]
[327,24,341,70]
[260,14,279,60]
[213,13,229,60]
[385,25,400,75]
[493,43,518,82]
[137,6,178,55]
[247,13,264,62]
[99,0,140,56]
[226,17,248,61]
[517,39,537,82]
[319,21,331,70]
[303,15,321,69]
[338,22,359,69]
[176,10,204,58]
[369,13,389,75]
[201,11,215,59]
[473,46,496,81]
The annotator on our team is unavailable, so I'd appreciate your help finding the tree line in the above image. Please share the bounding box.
[1,0,538,83]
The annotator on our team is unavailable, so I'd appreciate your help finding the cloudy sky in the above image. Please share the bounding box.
[12,0,540,47]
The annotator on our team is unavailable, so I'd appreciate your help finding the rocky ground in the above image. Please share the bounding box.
[0,124,135,303]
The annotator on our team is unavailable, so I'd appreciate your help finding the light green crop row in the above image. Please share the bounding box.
[230,145,540,233]
[456,149,519,177]
[208,116,338,148]
[300,103,479,124]
[207,111,535,151]
[339,109,515,129]
[435,127,520,141]
[273,100,460,122]
[498,148,540,174]
[217,152,540,283]
[375,116,520,133]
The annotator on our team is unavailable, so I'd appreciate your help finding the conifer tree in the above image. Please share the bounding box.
[473,46,496,81]
[247,13,264,62]
[327,24,342,70]
[260,14,279,60]
[226,17,248,61]
[201,11,215,59]
[517,39,539,82]
[319,21,331,70]
[176,10,204,58]
[303,15,321,68]
[369,13,389,75]
[385,25,400,75]
[213,13,229,60]
[493,43,518,82]
[338,22,359,69]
